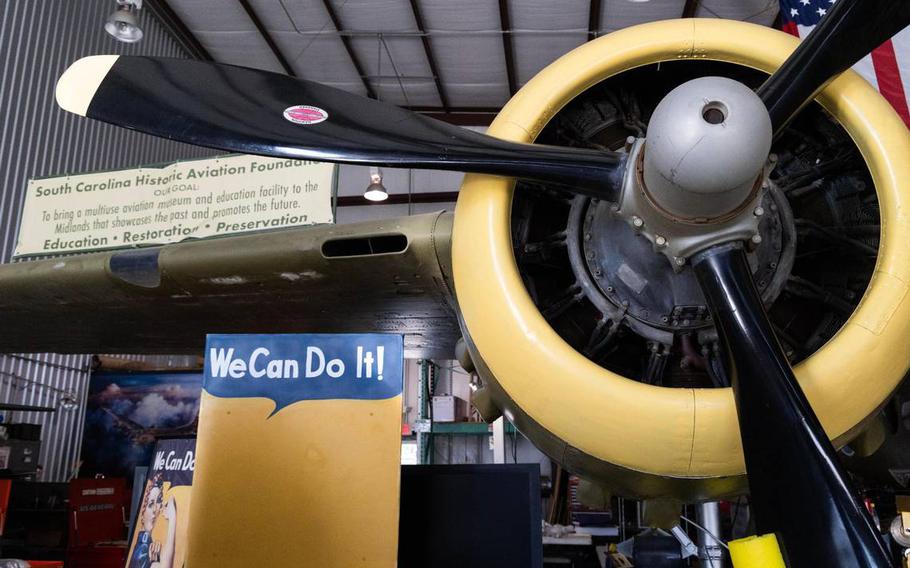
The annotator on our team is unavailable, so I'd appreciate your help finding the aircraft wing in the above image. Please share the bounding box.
[0,212,459,359]
[100,407,147,433]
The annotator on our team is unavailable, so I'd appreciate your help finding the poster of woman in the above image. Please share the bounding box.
[126,438,196,568]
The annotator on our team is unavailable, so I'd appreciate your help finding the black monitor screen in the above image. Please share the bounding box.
[398,463,543,568]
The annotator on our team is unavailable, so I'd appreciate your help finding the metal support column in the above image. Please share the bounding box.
[415,359,430,464]
[697,502,724,567]
[492,416,506,464]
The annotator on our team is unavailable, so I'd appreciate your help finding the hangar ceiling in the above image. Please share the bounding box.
[156,0,779,117]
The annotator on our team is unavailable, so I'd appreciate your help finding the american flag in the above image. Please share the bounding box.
[780,0,910,127]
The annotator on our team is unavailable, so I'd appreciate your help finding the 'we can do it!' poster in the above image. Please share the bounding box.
[187,333,404,568]
[126,437,196,568]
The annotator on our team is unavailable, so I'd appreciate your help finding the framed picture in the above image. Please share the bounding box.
[80,372,201,478]
[125,437,196,568]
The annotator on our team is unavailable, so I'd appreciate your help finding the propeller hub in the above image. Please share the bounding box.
[642,76,772,221]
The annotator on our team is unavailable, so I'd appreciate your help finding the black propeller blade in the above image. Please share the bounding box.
[55,55,625,199]
[759,0,910,132]
[693,245,891,567]
[685,4,909,563]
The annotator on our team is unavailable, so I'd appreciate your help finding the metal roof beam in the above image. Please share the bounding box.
[237,0,297,76]
[588,0,602,39]
[321,0,378,99]
[337,191,459,207]
[682,0,700,18]
[409,0,450,111]
[498,0,518,96]
[145,0,213,60]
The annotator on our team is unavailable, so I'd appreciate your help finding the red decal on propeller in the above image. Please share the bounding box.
[283,105,328,125]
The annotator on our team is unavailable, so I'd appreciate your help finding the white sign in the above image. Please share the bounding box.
[15,154,336,257]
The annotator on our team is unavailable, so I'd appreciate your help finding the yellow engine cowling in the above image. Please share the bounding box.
[452,19,910,501]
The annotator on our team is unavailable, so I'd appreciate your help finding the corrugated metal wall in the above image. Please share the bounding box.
[0,0,213,481]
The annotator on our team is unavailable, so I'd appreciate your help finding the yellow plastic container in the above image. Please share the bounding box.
[729,534,787,568]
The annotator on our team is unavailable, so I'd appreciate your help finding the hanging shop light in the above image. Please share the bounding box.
[364,166,389,202]
[105,0,144,43]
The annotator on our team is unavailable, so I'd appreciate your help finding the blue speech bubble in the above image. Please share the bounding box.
[203,333,403,416]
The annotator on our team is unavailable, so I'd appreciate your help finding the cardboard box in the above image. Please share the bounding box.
[432,395,469,422]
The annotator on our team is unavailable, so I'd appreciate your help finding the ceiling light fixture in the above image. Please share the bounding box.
[105,0,144,44]
[364,167,389,202]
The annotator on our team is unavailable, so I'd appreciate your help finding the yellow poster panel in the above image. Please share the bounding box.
[187,334,403,567]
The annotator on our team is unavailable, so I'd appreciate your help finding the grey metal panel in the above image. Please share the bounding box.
[695,0,779,26]
[0,0,214,481]
[601,0,686,33]
[166,0,284,72]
